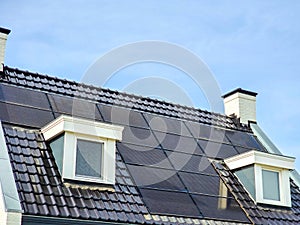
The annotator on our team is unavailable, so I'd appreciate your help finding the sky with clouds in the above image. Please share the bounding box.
[1,1,300,168]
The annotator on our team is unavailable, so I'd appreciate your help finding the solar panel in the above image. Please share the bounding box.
[225,130,264,150]
[179,172,222,195]
[127,165,185,191]
[198,140,239,159]
[154,132,202,155]
[144,113,191,136]
[117,142,172,169]
[166,151,216,175]
[0,84,51,110]
[48,95,102,121]
[139,188,200,217]
[122,126,159,147]
[0,102,54,128]
[185,121,229,143]
[98,104,148,128]
[192,194,249,222]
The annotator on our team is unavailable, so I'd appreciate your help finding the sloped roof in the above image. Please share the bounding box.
[0,66,300,224]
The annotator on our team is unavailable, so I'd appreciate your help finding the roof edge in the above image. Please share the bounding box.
[222,88,257,98]
[0,27,11,35]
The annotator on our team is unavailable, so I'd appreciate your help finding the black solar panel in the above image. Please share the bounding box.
[139,188,201,217]
[117,142,172,169]
[0,102,54,128]
[0,84,51,110]
[98,104,149,128]
[179,172,222,195]
[166,151,216,175]
[122,126,159,147]
[185,121,229,143]
[144,113,191,136]
[225,130,264,150]
[198,140,239,159]
[127,165,185,191]
[154,132,202,155]
[48,95,103,121]
[192,194,249,222]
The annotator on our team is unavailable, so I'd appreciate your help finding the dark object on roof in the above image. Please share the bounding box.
[222,88,258,99]
[1,66,300,225]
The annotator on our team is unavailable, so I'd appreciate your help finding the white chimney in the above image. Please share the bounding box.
[0,27,11,71]
[222,88,257,125]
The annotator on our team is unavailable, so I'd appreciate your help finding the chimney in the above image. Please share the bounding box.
[222,88,258,124]
[0,27,11,71]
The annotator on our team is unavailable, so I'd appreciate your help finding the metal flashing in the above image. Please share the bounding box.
[0,121,22,212]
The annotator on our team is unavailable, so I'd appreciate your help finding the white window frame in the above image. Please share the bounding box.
[225,150,294,207]
[74,136,105,180]
[41,115,123,185]
[254,164,291,206]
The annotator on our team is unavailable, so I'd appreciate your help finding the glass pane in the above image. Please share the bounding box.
[127,165,185,191]
[75,139,102,178]
[49,135,64,173]
[262,170,280,201]
[0,102,54,128]
[98,104,148,128]
[122,126,159,147]
[48,95,102,121]
[117,142,172,169]
[198,140,239,159]
[166,151,216,175]
[144,113,191,136]
[154,131,202,155]
[179,172,222,196]
[235,166,255,199]
[139,188,200,217]
[0,84,51,110]
[192,194,249,222]
[185,122,229,143]
[225,130,264,150]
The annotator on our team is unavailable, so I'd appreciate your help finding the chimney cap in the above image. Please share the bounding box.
[0,27,11,35]
[222,88,257,99]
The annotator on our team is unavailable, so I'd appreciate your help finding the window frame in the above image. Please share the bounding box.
[225,150,294,207]
[255,164,291,206]
[42,115,123,186]
[74,135,105,181]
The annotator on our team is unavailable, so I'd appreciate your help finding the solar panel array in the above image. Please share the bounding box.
[0,83,266,222]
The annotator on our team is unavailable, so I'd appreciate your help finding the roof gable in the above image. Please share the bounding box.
[1,66,299,224]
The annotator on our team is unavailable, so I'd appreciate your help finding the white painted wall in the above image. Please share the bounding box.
[224,92,256,124]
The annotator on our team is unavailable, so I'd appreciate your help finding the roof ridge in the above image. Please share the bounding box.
[1,65,250,131]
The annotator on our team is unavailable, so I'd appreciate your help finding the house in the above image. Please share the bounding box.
[1,27,300,225]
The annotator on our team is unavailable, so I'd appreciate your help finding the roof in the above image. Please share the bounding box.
[1,65,300,224]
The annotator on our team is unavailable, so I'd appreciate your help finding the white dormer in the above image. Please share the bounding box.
[41,115,123,185]
[225,150,295,207]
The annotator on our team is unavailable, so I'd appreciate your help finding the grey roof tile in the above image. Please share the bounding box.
[213,161,300,224]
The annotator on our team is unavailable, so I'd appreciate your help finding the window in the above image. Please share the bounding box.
[42,115,123,185]
[234,166,255,199]
[262,169,280,201]
[75,139,103,178]
[225,150,294,207]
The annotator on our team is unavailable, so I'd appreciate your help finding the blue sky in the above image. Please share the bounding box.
[1,1,300,168]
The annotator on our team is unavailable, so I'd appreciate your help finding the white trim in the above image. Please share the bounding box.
[226,150,294,207]
[41,115,123,141]
[41,116,122,185]
[250,123,300,188]
[0,121,22,225]
[224,150,295,171]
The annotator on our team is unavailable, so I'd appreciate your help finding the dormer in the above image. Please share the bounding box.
[225,150,295,207]
[41,115,123,185]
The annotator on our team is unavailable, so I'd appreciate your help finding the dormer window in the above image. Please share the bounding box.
[75,138,103,178]
[41,115,123,185]
[225,150,295,207]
